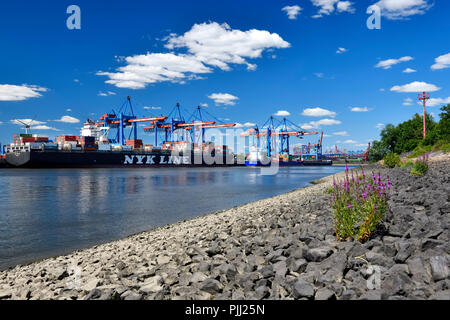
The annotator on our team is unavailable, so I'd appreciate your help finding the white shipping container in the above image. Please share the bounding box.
[98,144,111,151]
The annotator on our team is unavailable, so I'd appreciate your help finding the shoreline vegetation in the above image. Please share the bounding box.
[0,157,449,300]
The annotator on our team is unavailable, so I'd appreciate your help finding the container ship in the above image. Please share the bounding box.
[1,130,236,169]
[0,97,333,168]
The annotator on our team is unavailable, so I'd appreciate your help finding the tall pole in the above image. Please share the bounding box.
[418,92,430,139]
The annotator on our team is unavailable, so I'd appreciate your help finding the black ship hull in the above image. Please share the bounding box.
[5,150,239,168]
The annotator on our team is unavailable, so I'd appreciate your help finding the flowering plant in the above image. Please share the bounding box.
[329,164,390,242]
[410,152,429,176]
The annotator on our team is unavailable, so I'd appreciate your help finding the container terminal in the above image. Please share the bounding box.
[0,97,334,168]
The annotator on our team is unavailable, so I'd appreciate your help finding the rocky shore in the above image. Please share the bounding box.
[0,160,449,300]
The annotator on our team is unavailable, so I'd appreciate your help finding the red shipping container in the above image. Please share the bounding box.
[61,135,78,142]
[21,137,37,143]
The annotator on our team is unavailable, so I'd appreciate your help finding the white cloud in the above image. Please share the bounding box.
[343,139,357,144]
[282,5,303,19]
[274,110,291,116]
[301,118,341,129]
[0,84,48,101]
[55,115,80,123]
[311,0,355,18]
[423,97,450,107]
[403,97,414,106]
[391,81,440,93]
[235,122,256,128]
[98,91,116,96]
[66,108,72,112]
[302,107,336,117]
[200,103,208,108]
[375,56,413,69]
[10,119,46,126]
[334,131,349,136]
[350,107,371,112]
[431,53,450,70]
[98,22,290,89]
[337,1,355,13]
[314,72,324,78]
[373,0,432,20]
[144,106,162,110]
[403,68,417,73]
[31,125,59,131]
[376,123,384,129]
[379,88,385,92]
[208,93,239,106]
[336,47,348,54]
[97,53,212,89]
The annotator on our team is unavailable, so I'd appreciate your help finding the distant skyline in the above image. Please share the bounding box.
[0,0,449,152]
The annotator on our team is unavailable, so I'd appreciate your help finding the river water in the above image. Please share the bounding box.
[0,166,345,270]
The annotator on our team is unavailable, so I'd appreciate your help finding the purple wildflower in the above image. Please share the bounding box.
[347,204,353,209]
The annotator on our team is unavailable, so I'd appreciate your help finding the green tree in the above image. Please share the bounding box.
[369,140,389,162]
[436,104,450,142]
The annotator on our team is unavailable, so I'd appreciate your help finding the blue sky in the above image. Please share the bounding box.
[0,0,449,152]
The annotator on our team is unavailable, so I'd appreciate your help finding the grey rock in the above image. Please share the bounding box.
[288,258,308,273]
[254,286,270,300]
[382,272,413,296]
[259,265,274,278]
[366,251,394,268]
[407,256,432,284]
[121,290,142,300]
[200,278,223,294]
[206,243,222,256]
[292,279,315,299]
[0,290,12,300]
[388,264,410,276]
[83,289,102,300]
[315,288,335,300]
[219,263,238,279]
[82,278,100,292]
[430,290,450,300]
[156,255,171,265]
[340,289,356,300]
[139,275,164,293]
[429,256,449,281]
[255,279,270,288]
[394,241,414,263]
[272,261,287,278]
[305,247,333,262]
[358,290,382,300]
[190,272,208,284]
[198,262,211,273]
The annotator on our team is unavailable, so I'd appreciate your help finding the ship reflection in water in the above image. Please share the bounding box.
[0,166,345,270]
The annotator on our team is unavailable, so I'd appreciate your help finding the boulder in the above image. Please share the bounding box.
[429,256,449,282]
[292,279,315,299]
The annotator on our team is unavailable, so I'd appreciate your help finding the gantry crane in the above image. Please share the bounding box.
[94,96,167,145]
[241,116,319,157]
[143,103,236,147]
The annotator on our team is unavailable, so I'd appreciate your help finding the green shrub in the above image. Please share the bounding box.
[407,145,433,159]
[330,166,390,243]
[410,153,429,176]
[400,160,414,168]
[441,143,450,154]
[384,152,401,168]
